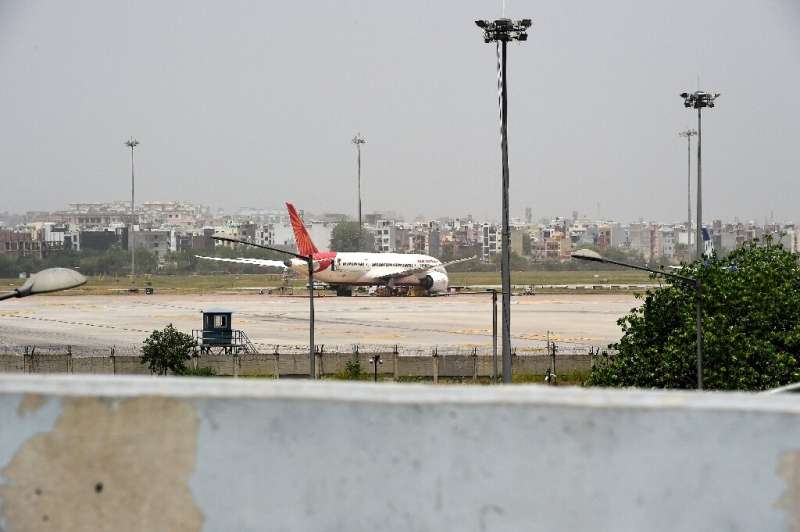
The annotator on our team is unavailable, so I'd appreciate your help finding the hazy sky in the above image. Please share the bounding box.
[1,0,799,223]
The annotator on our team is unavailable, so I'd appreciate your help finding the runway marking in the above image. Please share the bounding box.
[129,301,597,347]
[0,314,151,334]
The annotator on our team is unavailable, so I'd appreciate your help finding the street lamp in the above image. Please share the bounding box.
[679,91,719,260]
[352,133,366,241]
[124,138,140,285]
[369,354,383,382]
[0,268,87,301]
[475,17,532,384]
[571,249,704,389]
[212,236,316,379]
[678,129,697,256]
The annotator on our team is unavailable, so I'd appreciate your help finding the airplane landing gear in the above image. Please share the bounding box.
[336,286,353,297]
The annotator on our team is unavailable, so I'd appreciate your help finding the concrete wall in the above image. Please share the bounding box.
[0,352,592,378]
[0,375,798,531]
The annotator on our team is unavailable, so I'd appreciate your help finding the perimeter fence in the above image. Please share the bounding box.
[0,343,610,379]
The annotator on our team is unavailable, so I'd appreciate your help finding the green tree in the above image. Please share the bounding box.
[134,248,159,274]
[330,221,372,252]
[588,239,800,391]
[490,252,529,271]
[140,323,197,375]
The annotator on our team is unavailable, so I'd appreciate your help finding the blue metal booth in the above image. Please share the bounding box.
[193,308,256,355]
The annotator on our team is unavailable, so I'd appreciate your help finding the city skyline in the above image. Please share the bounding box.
[2,197,799,227]
[1,1,798,221]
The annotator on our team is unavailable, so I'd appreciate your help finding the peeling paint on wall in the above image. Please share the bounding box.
[777,450,800,532]
[16,394,46,416]
[0,397,203,532]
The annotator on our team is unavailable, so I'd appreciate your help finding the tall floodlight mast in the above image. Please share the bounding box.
[678,129,697,255]
[124,138,140,283]
[679,90,719,390]
[475,17,532,383]
[352,133,366,244]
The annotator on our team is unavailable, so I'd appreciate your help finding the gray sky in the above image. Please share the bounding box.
[1,0,799,223]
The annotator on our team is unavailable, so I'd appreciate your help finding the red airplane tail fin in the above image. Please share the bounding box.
[286,202,319,257]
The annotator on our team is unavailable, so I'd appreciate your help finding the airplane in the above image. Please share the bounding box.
[667,227,714,270]
[197,202,476,296]
[702,227,714,257]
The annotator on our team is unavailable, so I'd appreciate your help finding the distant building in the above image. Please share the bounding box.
[131,230,173,262]
[481,224,499,262]
[80,229,123,252]
[0,229,42,257]
[510,228,524,256]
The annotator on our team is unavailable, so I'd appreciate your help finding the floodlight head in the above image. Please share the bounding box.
[476,17,532,43]
[571,249,605,263]
[15,268,87,298]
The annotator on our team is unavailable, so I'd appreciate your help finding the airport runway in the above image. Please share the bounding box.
[0,293,641,353]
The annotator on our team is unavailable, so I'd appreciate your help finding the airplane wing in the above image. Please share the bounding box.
[372,256,477,283]
[195,256,287,269]
[374,266,431,283]
[440,255,478,268]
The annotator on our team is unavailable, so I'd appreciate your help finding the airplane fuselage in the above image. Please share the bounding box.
[286,252,448,289]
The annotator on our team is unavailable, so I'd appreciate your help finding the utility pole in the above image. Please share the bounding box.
[678,129,697,256]
[475,17,531,383]
[124,138,139,284]
[352,133,366,246]
[680,90,719,390]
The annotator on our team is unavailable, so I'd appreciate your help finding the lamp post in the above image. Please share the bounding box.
[679,90,718,390]
[369,354,382,382]
[679,91,719,260]
[678,129,697,256]
[571,249,703,389]
[212,236,316,379]
[124,138,140,284]
[0,268,87,301]
[352,133,366,241]
[475,17,532,383]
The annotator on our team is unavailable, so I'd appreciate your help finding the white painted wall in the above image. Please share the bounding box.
[0,376,798,532]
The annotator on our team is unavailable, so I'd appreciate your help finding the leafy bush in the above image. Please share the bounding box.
[588,239,800,390]
[343,357,362,380]
[140,324,197,375]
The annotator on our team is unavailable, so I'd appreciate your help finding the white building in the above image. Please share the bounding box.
[481,224,499,262]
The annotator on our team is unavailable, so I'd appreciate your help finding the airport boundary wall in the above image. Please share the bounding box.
[0,349,593,379]
[0,375,798,531]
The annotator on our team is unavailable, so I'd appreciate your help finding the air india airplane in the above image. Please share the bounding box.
[197,203,475,295]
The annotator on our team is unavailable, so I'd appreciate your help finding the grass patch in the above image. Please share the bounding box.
[449,270,652,286]
[0,268,653,296]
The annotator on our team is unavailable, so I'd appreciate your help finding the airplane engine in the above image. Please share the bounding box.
[421,271,448,293]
